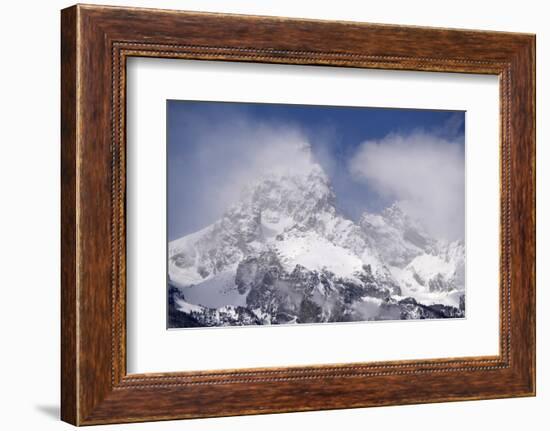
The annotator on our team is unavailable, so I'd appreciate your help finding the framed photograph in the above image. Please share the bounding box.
[61,4,536,425]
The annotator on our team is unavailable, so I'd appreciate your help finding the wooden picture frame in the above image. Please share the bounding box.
[61,4,535,425]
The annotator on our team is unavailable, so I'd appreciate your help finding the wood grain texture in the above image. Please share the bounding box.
[60,4,536,425]
[60,5,78,425]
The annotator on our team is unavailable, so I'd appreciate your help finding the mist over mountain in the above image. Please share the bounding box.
[168,142,465,328]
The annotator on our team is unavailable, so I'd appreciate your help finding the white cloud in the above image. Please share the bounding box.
[349,131,465,241]
[178,114,315,227]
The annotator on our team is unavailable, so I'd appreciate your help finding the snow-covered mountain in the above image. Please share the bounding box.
[168,146,465,328]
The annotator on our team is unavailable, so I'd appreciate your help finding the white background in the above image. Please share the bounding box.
[0,0,547,430]
[127,59,500,373]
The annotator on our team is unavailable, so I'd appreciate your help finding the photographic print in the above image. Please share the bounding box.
[167,101,465,329]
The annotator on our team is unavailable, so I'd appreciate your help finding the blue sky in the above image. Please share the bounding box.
[167,100,465,241]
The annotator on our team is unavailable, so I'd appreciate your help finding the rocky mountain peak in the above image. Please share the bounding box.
[239,159,336,222]
[168,154,465,327]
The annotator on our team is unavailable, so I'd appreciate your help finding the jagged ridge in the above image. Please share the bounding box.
[168,148,465,328]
